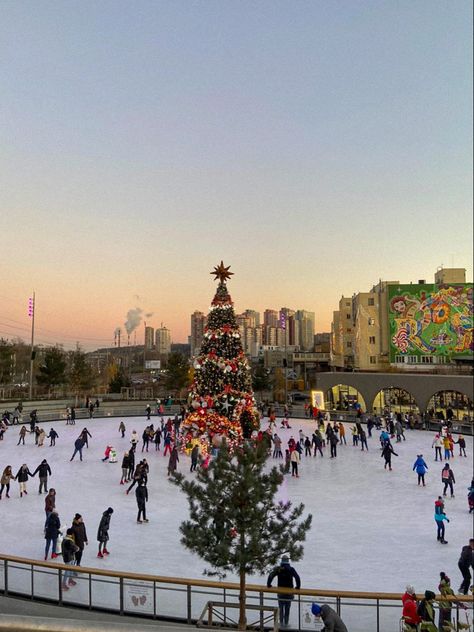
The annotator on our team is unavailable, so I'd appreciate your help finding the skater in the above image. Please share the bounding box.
[70,436,86,462]
[70,407,76,425]
[434,496,449,544]
[298,429,305,446]
[14,463,33,497]
[273,434,283,459]
[441,463,455,498]
[130,430,139,451]
[458,538,474,595]
[44,488,56,525]
[44,510,61,560]
[167,445,179,477]
[351,425,359,446]
[359,428,368,451]
[118,421,126,438]
[413,454,428,486]
[153,427,162,451]
[126,461,146,494]
[47,428,59,446]
[290,449,300,477]
[66,407,71,425]
[88,402,94,419]
[438,572,454,631]
[328,430,339,458]
[61,528,79,590]
[0,465,13,499]
[71,513,88,566]
[367,417,374,437]
[312,431,324,457]
[401,585,421,631]
[163,432,172,456]
[417,591,437,631]
[311,603,348,632]
[17,425,27,445]
[284,450,290,474]
[141,426,151,452]
[37,427,46,447]
[79,427,92,448]
[127,449,135,482]
[468,479,474,514]
[304,436,312,457]
[102,445,112,462]
[381,442,398,470]
[456,434,467,457]
[267,556,300,628]
[145,404,151,420]
[97,507,114,557]
[190,444,199,472]
[432,434,443,461]
[33,459,52,493]
[120,451,131,484]
[442,435,451,460]
[338,422,346,445]
[136,480,149,523]
[395,419,405,442]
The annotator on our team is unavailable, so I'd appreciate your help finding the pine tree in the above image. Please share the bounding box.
[171,441,312,631]
[181,262,259,453]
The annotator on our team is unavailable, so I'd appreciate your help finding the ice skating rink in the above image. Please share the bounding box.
[0,416,472,597]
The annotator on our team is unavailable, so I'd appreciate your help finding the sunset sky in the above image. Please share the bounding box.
[1,1,472,350]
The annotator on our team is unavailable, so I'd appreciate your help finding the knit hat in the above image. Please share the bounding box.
[107,507,114,514]
[311,604,322,616]
[74,513,82,520]
[281,555,290,563]
[425,590,436,600]
[405,585,415,595]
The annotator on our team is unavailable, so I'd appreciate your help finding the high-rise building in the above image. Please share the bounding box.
[144,326,155,350]
[155,326,171,355]
[243,309,260,328]
[190,311,206,357]
[295,310,315,351]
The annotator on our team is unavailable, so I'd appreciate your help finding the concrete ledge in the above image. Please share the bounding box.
[0,614,161,631]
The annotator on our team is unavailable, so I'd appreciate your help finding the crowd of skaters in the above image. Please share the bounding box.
[0,399,473,614]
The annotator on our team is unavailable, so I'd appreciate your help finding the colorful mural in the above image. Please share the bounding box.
[388,284,473,361]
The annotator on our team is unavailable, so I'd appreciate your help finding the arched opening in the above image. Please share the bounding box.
[372,387,419,417]
[325,384,367,412]
[426,390,473,422]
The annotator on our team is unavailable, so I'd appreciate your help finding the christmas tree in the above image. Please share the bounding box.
[181,262,260,453]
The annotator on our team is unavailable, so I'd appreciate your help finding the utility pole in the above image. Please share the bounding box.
[28,292,35,400]
[143,321,147,371]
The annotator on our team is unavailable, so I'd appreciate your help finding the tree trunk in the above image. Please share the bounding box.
[238,567,247,631]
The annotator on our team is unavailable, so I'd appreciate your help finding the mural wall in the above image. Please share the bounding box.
[388,284,473,362]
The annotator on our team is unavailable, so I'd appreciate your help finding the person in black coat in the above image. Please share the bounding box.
[381,442,398,471]
[97,507,113,558]
[48,428,59,446]
[70,436,86,462]
[71,513,88,566]
[135,481,149,523]
[44,510,61,560]
[267,556,301,627]
[14,464,34,497]
[33,459,52,493]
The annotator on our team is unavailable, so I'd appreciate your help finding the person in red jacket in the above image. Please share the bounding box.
[401,585,421,630]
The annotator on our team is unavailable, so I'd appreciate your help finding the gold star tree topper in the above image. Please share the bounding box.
[210,261,234,283]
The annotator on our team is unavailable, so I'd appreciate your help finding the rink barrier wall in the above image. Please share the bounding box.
[0,554,472,632]
[4,404,473,435]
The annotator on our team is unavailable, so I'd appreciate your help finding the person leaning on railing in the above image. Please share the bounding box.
[401,585,421,630]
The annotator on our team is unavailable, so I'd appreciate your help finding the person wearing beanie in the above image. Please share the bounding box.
[32,459,52,494]
[441,463,456,498]
[417,591,437,631]
[311,603,348,632]
[401,585,421,630]
[71,513,88,567]
[97,507,113,558]
[267,556,301,628]
[61,528,79,591]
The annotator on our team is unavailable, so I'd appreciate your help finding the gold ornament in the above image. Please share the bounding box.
[210,261,234,283]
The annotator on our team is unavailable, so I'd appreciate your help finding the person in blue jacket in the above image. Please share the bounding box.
[434,496,449,544]
[413,454,428,486]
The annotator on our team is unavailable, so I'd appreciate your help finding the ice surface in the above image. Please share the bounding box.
[0,415,472,625]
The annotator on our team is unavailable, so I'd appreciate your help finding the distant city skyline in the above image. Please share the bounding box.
[1,2,472,350]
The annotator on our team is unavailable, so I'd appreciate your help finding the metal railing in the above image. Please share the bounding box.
[0,555,472,632]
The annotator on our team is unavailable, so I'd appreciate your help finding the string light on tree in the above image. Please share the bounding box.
[181,263,260,454]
